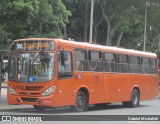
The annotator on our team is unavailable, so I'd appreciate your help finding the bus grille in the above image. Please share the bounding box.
[19,92,40,96]
[25,86,44,91]
[21,97,38,102]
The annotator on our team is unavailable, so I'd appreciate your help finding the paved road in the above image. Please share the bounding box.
[0,98,160,115]
[0,88,160,123]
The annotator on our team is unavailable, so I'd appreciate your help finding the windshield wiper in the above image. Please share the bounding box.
[32,51,44,61]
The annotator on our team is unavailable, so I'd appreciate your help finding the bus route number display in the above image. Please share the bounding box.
[11,41,55,51]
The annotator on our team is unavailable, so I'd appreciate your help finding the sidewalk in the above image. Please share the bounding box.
[0,82,7,88]
[0,88,32,110]
[0,87,7,104]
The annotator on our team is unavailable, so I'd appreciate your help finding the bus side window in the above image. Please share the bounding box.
[104,52,117,72]
[58,51,73,78]
[88,51,103,72]
[117,54,129,73]
[141,57,150,74]
[74,49,87,71]
[150,58,157,74]
[130,56,141,73]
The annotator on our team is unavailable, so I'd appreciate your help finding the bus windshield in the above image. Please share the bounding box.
[9,52,54,83]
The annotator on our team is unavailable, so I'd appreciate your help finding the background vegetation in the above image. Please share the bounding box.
[0,0,160,52]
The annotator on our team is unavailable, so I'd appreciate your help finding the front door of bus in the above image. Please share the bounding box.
[57,48,74,106]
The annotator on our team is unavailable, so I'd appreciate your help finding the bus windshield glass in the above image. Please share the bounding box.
[9,52,54,83]
[9,40,55,83]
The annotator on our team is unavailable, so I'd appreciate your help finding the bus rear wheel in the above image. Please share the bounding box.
[73,90,88,112]
[123,89,140,108]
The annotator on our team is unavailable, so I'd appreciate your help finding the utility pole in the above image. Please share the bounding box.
[89,0,94,43]
[143,1,147,52]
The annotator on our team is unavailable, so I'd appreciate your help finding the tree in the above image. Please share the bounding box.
[62,0,86,41]
[145,0,160,52]
[100,0,144,46]
[0,0,71,49]
[48,0,71,37]
[1,0,160,52]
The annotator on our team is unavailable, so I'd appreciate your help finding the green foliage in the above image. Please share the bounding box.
[1,0,160,52]
[62,0,86,40]
[0,0,71,49]
[0,24,11,50]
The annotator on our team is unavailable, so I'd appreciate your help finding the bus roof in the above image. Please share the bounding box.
[13,38,156,58]
[56,39,156,58]
[14,38,55,42]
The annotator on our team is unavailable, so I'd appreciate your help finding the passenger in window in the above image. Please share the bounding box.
[88,61,97,71]
[75,61,80,71]
[75,61,83,71]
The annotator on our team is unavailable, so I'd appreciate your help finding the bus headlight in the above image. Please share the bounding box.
[8,86,16,95]
[42,86,56,96]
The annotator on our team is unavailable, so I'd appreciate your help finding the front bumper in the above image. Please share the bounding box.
[7,92,58,107]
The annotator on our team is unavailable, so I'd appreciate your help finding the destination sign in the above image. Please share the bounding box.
[11,41,55,51]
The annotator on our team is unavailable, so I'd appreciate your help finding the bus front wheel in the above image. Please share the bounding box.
[73,90,88,112]
[123,89,140,108]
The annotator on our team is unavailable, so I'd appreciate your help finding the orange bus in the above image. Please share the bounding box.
[8,38,159,112]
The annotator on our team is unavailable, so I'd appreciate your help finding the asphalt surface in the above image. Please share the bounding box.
[0,83,160,123]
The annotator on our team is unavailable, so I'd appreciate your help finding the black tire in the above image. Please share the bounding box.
[33,105,48,112]
[131,89,140,107]
[74,90,88,112]
[123,89,140,108]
